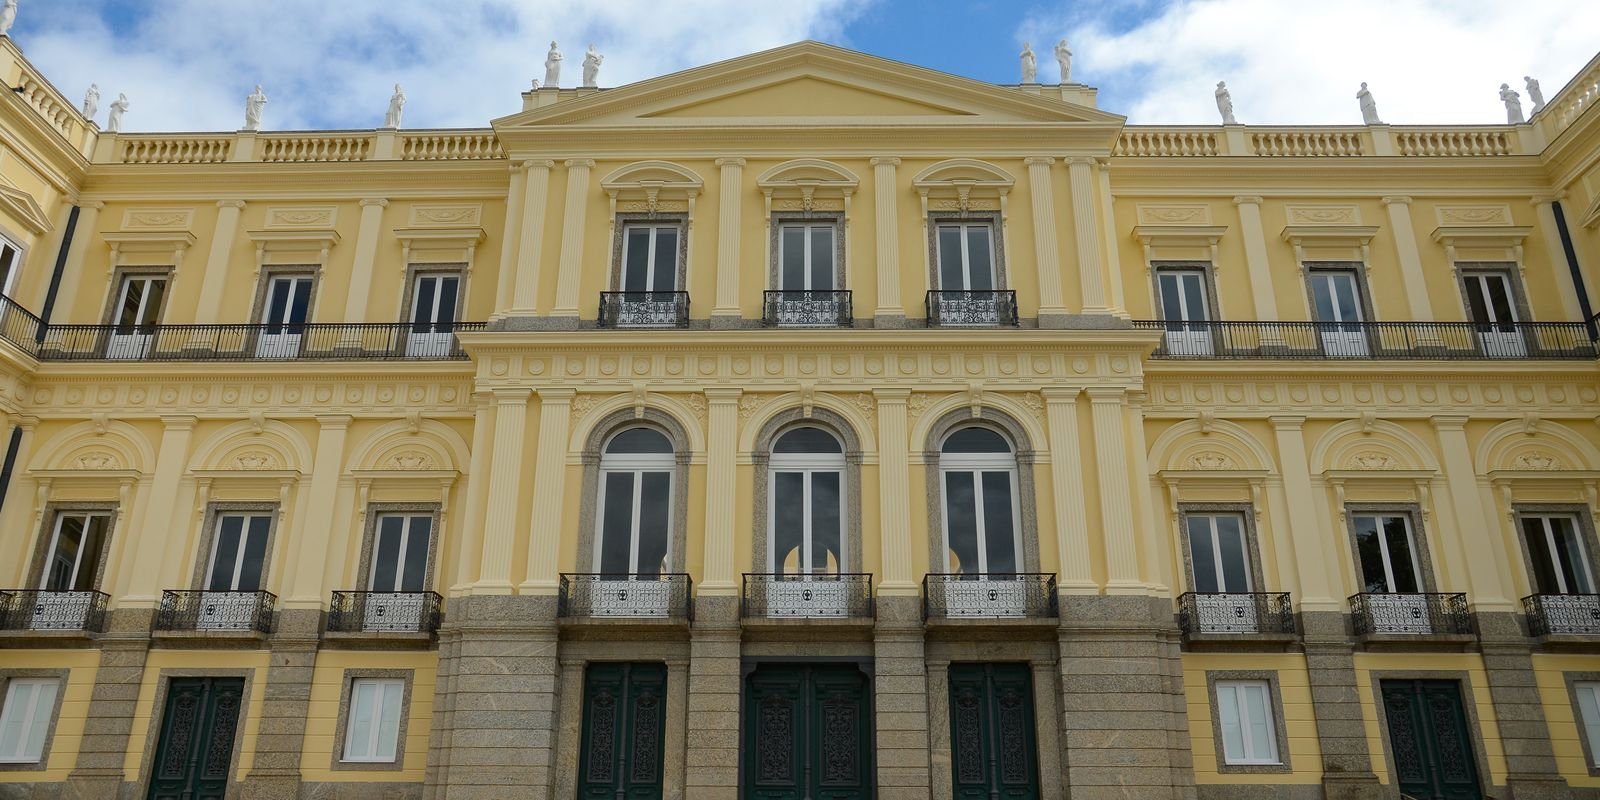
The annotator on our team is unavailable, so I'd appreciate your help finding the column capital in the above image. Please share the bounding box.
[1023,156,1056,167]
[1381,195,1413,207]
[215,199,247,210]
[536,388,576,402]
[1084,386,1126,402]
[490,387,533,403]
[869,156,901,167]
[704,387,743,403]
[1269,415,1306,431]
[1430,415,1470,431]
[564,158,595,169]
[1529,191,1567,205]
[314,413,354,429]
[519,158,555,171]
[714,157,746,168]
[78,200,105,211]
[872,388,911,402]
[1065,156,1097,167]
[358,197,389,208]
[1040,387,1083,402]
[15,415,40,432]
[159,414,199,431]
[1232,195,1264,206]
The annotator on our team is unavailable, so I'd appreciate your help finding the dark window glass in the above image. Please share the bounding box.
[606,427,672,454]
[772,471,804,576]
[1187,517,1220,594]
[236,516,271,592]
[965,227,994,290]
[373,516,403,593]
[598,472,635,574]
[623,228,651,291]
[636,472,671,577]
[652,229,678,292]
[942,427,1010,454]
[773,426,842,454]
[401,517,431,592]
[1216,515,1249,592]
[809,226,833,289]
[781,227,806,290]
[980,471,1017,573]
[209,516,243,591]
[938,227,964,289]
[811,471,841,574]
[944,472,979,574]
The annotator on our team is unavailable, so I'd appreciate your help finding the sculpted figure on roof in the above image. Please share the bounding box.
[544,41,563,88]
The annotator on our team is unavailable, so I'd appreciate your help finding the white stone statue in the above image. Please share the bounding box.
[581,44,603,89]
[1525,76,1545,114]
[1019,42,1037,83]
[1500,83,1524,124]
[0,0,16,38]
[1357,82,1382,125]
[1054,39,1072,83]
[82,84,100,120]
[1214,81,1236,124]
[107,93,129,133]
[384,84,406,128]
[243,84,267,131]
[543,41,563,88]
[530,78,541,91]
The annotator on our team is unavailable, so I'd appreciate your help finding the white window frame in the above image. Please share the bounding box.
[1187,513,1252,594]
[1215,679,1281,765]
[1309,270,1365,324]
[1525,514,1595,595]
[341,678,405,763]
[0,235,21,297]
[0,678,59,763]
[618,223,681,292]
[1577,682,1600,767]
[937,430,1023,576]
[203,512,273,591]
[40,510,112,591]
[777,223,837,291]
[367,513,433,593]
[410,272,461,328]
[593,432,676,575]
[1155,268,1212,323]
[935,222,997,291]
[1353,512,1425,594]
[767,430,847,575]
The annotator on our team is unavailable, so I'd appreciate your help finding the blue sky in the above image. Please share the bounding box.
[10,1,1600,131]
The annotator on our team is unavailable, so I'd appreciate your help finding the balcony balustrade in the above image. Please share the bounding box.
[763,290,853,327]
[0,589,109,632]
[922,573,1057,620]
[1350,592,1471,636]
[1136,319,1599,360]
[1524,593,1600,636]
[1177,592,1295,636]
[155,590,276,634]
[741,573,874,619]
[30,321,484,362]
[558,573,693,621]
[926,290,1019,328]
[328,591,443,634]
[598,291,690,328]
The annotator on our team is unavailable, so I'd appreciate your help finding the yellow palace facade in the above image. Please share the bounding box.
[1,34,1600,800]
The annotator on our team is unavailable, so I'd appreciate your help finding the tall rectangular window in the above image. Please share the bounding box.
[1186,513,1251,594]
[204,513,272,592]
[369,514,432,593]
[935,223,995,290]
[0,678,59,763]
[1352,513,1424,593]
[342,678,404,762]
[1524,515,1595,595]
[1577,683,1600,767]
[778,224,836,291]
[619,224,680,292]
[41,511,111,591]
[0,236,20,297]
[1215,680,1279,765]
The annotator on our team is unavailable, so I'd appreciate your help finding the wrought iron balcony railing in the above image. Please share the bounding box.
[328,591,443,634]
[1177,592,1295,636]
[926,290,1019,327]
[558,573,693,621]
[598,291,690,328]
[155,590,276,633]
[1523,593,1600,636]
[0,589,109,632]
[741,573,874,619]
[763,290,853,327]
[922,573,1057,620]
[32,321,485,362]
[0,295,43,352]
[1350,592,1472,636]
[1134,319,1599,360]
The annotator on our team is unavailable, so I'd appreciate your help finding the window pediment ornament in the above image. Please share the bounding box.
[913,159,1013,219]
[393,227,484,272]
[101,231,197,274]
[600,160,703,221]
[245,228,340,270]
[757,158,859,219]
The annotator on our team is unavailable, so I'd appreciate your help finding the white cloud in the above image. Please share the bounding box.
[17,0,868,132]
[1020,0,1600,125]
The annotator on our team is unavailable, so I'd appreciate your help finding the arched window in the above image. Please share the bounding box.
[769,426,846,576]
[595,427,675,577]
[938,426,1021,577]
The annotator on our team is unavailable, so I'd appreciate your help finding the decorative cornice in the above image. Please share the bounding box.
[869,157,901,167]
[713,157,747,168]
[215,199,247,209]
[359,198,389,208]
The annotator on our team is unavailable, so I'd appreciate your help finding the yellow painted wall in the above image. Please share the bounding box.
[299,650,436,781]
[1183,653,1323,785]
[0,650,99,782]
[123,650,271,780]
[1352,652,1508,787]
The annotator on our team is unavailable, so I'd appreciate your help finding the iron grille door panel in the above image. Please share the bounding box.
[146,677,244,800]
[948,663,1040,800]
[1380,679,1482,800]
[577,662,668,800]
[743,664,870,800]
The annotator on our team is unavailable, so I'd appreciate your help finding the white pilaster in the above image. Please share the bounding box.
[1066,158,1108,314]
[286,415,350,605]
[492,163,529,317]
[477,388,530,593]
[870,157,902,320]
[193,199,245,324]
[49,201,101,323]
[1024,157,1068,322]
[1042,388,1092,590]
[1382,196,1434,321]
[512,160,556,316]
[1534,196,1589,321]
[1233,196,1279,319]
[522,389,573,593]
[120,415,197,606]
[712,158,745,320]
[1088,387,1138,590]
[340,199,388,323]
[700,389,741,594]
[550,159,593,318]
[874,389,916,594]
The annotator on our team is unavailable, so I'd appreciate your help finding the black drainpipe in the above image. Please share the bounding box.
[1550,200,1596,339]
[37,204,80,339]
[0,426,22,517]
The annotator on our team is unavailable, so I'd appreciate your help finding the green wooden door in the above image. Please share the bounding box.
[949,663,1039,800]
[1380,679,1482,800]
[577,662,668,800]
[146,677,245,800]
[743,664,871,800]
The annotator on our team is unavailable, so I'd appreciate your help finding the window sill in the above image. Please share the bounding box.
[0,628,99,646]
[321,630,436,650]
[151,628,270,647]
[1180,631,1300,652]
[1355,631,1477,652]
[1533,632,1600,652]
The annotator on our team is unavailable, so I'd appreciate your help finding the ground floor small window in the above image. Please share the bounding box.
[342,678,404,762]
[0,678,58,763]
[1216,679,1280,765]
[1577,682,1600,766]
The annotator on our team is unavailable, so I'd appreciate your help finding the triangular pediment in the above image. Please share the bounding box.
[0,184,51,236]
[494,41,1123,130]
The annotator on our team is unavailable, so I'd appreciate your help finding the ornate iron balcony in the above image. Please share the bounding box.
[1177,592,1295,636]
[0,589,109,632]
[598,291,690,328]
[1524,593,1600,636]
[762,290,853,327]
[741,573,873,619]
[33,321,485,362]
[926,290,1019,327]
[328,591,443,634]
[1135,319,1599,360]
[1349,592,1471,636]
[0,295,43,352]
[155,590,276,634]
[922,573,1057,620]
[558,573,693,621]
